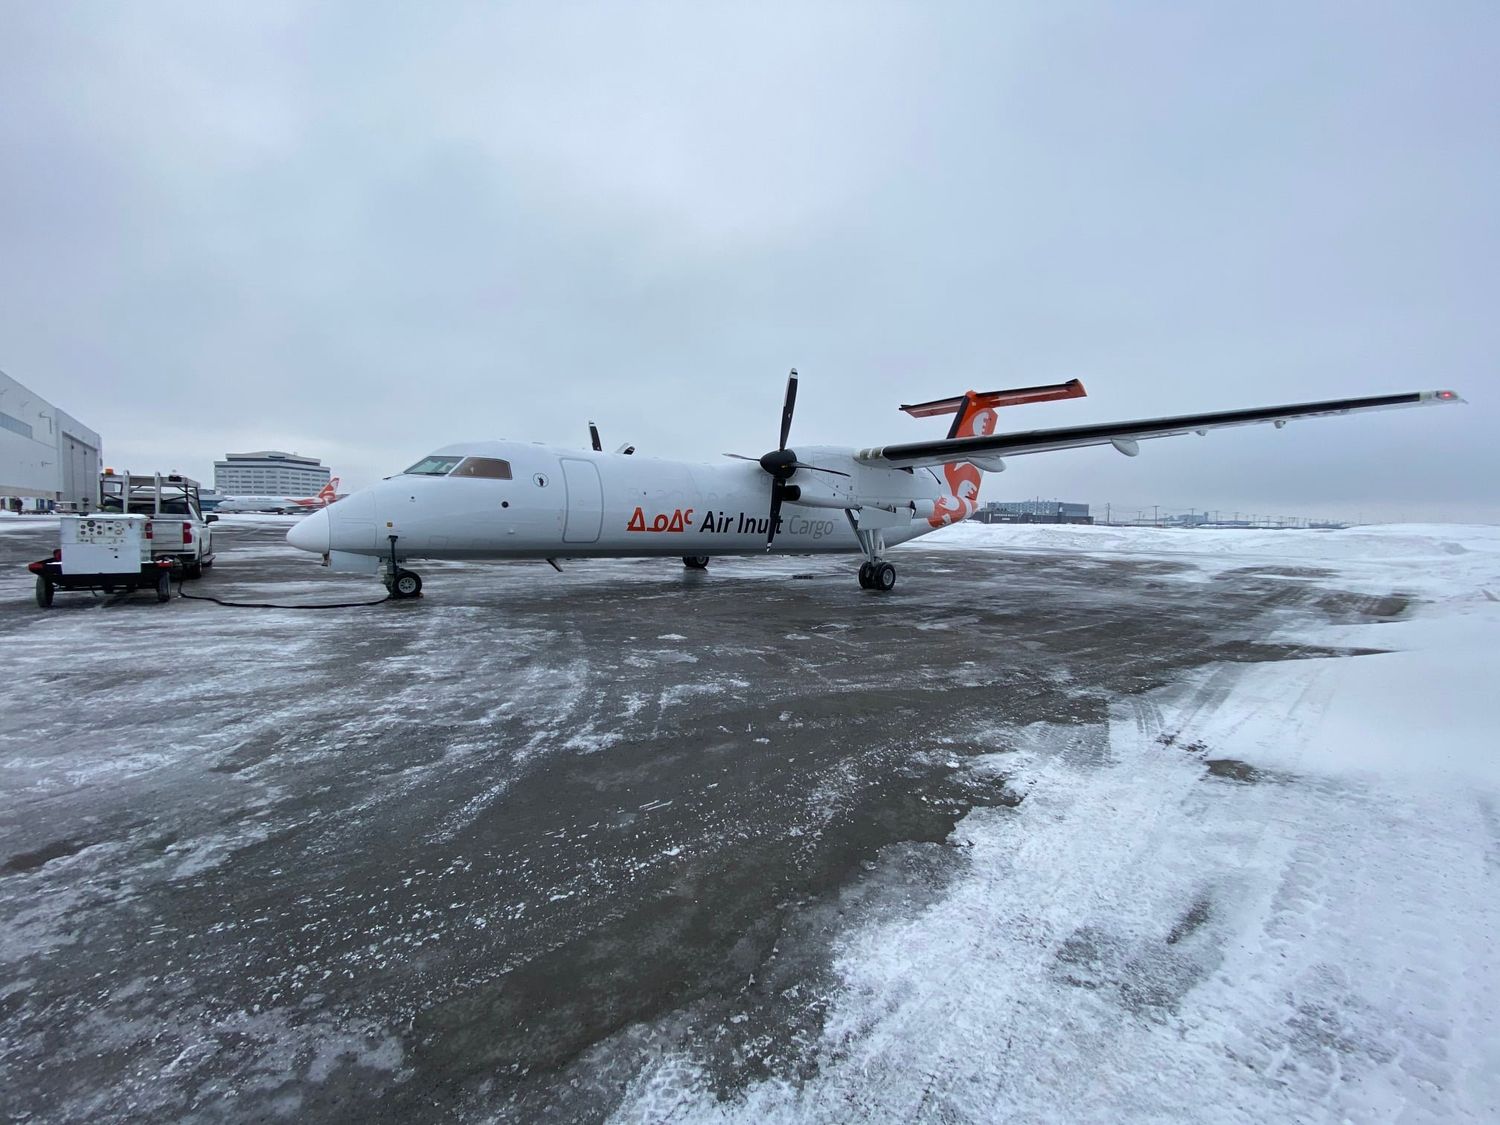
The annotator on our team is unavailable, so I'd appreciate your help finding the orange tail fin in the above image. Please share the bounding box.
[900,380,1087,527]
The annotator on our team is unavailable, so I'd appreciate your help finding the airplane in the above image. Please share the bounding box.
[285,375,1463,598]
[217,478,341,514]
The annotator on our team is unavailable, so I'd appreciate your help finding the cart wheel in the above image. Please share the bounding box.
[156,571,172,602]
[36,575,54,608]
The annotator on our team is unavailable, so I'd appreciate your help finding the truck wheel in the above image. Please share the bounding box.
[156,571,172,602]
[36,576,54,608]
[184,562,203,580]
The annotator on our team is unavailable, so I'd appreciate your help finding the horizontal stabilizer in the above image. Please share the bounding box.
[899,379,1087,418]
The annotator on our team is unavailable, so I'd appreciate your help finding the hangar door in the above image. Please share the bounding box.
[62,435,99,508]
[561,458,603,543]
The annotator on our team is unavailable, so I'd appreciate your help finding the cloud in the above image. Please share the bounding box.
[2,2,1495,518]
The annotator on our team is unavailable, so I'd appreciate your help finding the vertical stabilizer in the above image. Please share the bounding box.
[899,380,1086,527]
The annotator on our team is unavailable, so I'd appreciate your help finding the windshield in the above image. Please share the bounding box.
[404,455,462,476]
[451,457,512,480]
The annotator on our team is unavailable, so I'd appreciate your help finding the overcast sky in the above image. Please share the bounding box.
[2,2,1496,521]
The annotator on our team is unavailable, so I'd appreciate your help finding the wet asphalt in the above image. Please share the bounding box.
[0,518,1407,1122]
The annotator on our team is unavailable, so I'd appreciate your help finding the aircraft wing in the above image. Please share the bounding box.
[854,389,1464,468]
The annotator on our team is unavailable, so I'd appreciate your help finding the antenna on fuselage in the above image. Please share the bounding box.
[588,422,602,452]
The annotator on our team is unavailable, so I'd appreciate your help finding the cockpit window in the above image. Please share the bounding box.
[450,457,513,480]
[403,456,462,476]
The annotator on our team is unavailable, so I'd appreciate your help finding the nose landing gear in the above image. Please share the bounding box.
[389,569,423,598]
[682,556,710,570]
[383,534,423,599]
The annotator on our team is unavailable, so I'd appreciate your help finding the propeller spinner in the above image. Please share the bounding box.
[725,370,848,547]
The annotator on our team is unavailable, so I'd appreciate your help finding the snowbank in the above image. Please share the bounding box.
[615,522,1500,1122]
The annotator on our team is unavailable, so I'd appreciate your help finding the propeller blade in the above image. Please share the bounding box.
[778,369,798,451]
[767,483,785,548]
[723,453,760,461]
[789,462,851,477]
[588,422,602,452]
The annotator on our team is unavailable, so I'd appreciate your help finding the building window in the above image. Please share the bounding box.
[1,412,34,440]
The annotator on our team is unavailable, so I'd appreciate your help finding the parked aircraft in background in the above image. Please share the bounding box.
[218,478,341,514]
[285,376,1463,598]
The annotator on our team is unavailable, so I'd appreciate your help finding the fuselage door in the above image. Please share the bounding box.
[561,458,603,543]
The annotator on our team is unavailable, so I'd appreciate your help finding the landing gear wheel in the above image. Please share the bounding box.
[36,575,54,608]
[857,562,875,589]
[391,569,422,599]
[155,571,172,603]
[873,562,897,592]
[682,556,710,570]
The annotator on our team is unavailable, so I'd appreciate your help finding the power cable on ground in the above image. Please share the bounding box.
[174,580,393,609]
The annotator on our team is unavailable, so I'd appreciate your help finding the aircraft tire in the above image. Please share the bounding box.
[682,556,710,570]
[874,562,897,592]
[392,569,423,598]
[36,575,54,608]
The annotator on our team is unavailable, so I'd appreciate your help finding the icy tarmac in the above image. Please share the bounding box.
[1,516,1497,1122]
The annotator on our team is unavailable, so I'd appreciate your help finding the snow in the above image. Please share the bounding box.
[613,523,1500,1123]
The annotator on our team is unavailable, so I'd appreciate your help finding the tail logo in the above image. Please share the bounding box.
[928,400,994,528]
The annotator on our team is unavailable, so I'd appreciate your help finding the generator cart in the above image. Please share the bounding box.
[29,514,180,606]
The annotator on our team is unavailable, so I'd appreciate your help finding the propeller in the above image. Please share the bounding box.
[724,369,849,547]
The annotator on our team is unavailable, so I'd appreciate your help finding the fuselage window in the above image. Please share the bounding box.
[451,457,513,480]
[404,456,463,476]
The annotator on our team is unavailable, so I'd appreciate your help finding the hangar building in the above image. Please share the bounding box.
[0,366,102,511]
[977,500,1093,525]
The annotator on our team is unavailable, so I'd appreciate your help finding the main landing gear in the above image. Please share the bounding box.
[681,556,710,570]
[858,560,896,591]
[848,519,896,592]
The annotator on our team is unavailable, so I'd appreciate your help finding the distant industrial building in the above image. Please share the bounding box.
[0,366,102,511]
[976,500,1092,525]
[214,450,331,495]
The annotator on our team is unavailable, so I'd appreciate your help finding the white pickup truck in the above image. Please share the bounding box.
[96,471,217,578]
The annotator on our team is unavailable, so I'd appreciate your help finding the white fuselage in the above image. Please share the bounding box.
[291,441,962,564]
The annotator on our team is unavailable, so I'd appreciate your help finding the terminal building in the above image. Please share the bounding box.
[214,451,331,495]
[0,366,102,511]
[976,500,1092,525]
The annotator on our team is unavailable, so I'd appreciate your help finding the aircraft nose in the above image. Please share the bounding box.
[287,509,330,554]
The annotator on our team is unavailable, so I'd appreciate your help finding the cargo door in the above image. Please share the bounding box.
[561,459,603,543]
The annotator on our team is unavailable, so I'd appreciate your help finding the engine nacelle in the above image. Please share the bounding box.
[908,499,938,519]
[781,486,850,510]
